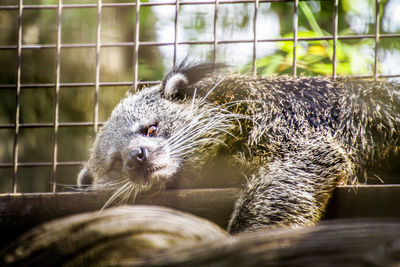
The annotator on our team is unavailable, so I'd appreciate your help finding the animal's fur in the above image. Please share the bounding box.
[78,60,400,233]
[3,206,400,266]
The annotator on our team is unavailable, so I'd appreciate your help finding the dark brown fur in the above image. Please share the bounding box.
[78,61,400,233]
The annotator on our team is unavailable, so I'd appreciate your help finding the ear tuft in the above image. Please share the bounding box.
[161,58,226,100]
[163,73,189,100]
[77,166,94,189]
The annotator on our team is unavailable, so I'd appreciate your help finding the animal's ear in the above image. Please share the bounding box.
[161,59,226,100]
[77,166,94,188]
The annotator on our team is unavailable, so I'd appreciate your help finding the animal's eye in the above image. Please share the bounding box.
[146,124,158,137]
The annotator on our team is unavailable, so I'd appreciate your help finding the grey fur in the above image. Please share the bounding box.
[78,61,400,233]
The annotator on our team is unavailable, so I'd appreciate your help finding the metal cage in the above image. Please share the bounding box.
[0,0,399,194]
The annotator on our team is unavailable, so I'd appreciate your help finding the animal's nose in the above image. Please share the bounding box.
[126,147,147,168]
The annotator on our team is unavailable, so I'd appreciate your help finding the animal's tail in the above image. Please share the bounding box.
[137,219,400,266]
[2,205,400,266]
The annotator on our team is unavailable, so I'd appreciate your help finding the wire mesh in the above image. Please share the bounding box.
[0,0,399,193]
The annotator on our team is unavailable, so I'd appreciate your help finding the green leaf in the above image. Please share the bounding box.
[299,2,324,37]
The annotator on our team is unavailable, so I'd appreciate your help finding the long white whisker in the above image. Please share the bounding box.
[122,183,135,205]
[171,137,229,156]
[200,77,225,102]
[130,184,142,203]
[167,113,237,153]
[168,124,221,150]
[100,181,132,212]
[190,87,198,113]
[118,182,135,206]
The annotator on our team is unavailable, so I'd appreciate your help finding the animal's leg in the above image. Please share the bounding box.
[228,134,355,233]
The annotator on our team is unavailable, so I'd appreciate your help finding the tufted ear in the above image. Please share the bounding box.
[161,59,226,100]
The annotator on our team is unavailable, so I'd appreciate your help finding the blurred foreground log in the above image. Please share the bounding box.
[0,188,237,248]
[1,185,400,249]
[135,219,400,266]
[1,205,400,266]
[1,205,228,266]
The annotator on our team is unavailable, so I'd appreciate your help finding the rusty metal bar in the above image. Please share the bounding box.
[2,33,400,51]
[0,0,312,11]
[0,81,160,89]
[1,70,400,91]
[173,0,179,66]
[51,0,63,192]
[252,0,259,75]
[12,0,23,193]
[0,122,104,129]
[292,0,298,77]
[332,0,338,79]
[0,162,85,168]
[133,0,140,92]
[93,0,102,135]
[213,0,219,63]
[374,0,381,79]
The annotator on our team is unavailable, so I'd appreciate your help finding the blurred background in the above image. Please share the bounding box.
[0,0,399,193]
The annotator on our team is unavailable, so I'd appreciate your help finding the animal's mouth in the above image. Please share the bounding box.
[128,165,170,186]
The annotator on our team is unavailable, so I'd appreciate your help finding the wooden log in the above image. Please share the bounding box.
[0,188,239,249]
[1,185,400,249]
[1,205,229,267]
[325,185,400,219]
[134,220,400,266]
[2,206,400,266]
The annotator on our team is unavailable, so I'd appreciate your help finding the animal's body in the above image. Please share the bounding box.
[78,61,400,233]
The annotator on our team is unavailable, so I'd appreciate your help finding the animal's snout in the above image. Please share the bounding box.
[126,147,148,169]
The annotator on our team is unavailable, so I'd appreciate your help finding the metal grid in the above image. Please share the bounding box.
[0,0,399,193]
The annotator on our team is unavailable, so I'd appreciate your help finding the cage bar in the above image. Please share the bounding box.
[1,161,84,168]
[213,0,219,63]
[94,0,102,135]
[0,1,324,11]
[12,0,23,193]
[0,122,103,130]
[132,0,140,92]
[0,0,305,12]
[51,0,63,192]
[332,0,338,79]
[292,0,299,77]
[173,0,179,66]
[0,81,161,90]
[1,34,400,52]
[252,0,259,75]
[374,0,380,79]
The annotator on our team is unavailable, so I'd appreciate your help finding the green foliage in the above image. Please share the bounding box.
[243,1,388,76]
[246,30,375,76]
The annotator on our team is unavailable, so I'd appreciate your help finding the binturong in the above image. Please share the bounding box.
[78,60,400,234]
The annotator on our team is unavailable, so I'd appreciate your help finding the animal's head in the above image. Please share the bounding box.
[77,61,237,194]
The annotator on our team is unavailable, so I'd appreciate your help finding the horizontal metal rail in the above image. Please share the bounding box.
[0,161,84,168]
[1,34,400,51]
[0,81,160,89]
[0,0,331,10]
